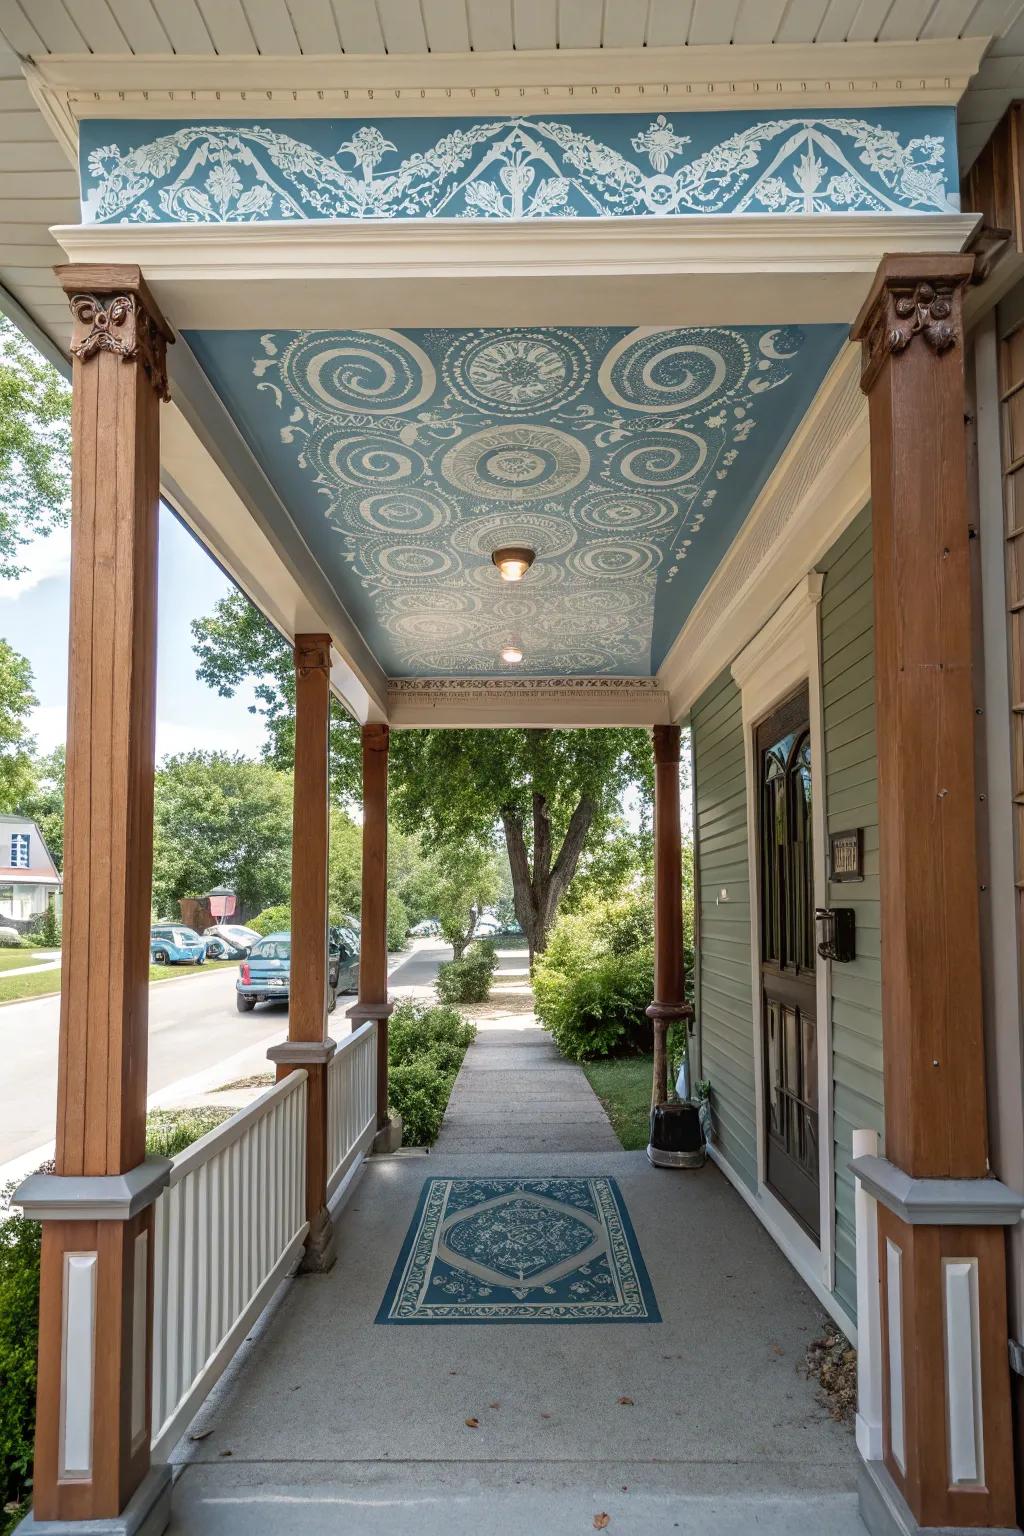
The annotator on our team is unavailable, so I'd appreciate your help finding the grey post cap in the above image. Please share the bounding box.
[14,1156,172,1222]
[267,1038,338,1066]
[346,1000,395,1023]
[850,1154,1024,1226]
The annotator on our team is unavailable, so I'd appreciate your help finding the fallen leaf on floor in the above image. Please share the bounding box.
[540,1412,551,1419]
[617,1396,635,1406]
[771,1344,785,1356]
[188,1429,213,1442]
[465,1417,480,1429]
[594,1515,610,1529]
[489,1401,501,1409]
[218,1450,232,1458]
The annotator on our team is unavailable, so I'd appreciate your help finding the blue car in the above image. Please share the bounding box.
[150,924,206,966]
[235,928,359,1014]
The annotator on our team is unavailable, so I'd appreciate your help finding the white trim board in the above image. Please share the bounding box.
[51,215,979,332]
[731,571,838,1301]
[25,39,987,139]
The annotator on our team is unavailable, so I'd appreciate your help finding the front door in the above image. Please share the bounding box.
[757,685,820,1241]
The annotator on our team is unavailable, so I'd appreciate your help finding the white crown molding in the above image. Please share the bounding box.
[731,570,824,692]
[657,341,868,717]
[25,38,987,127]
[386,676,670,728]
[50,214,980,331]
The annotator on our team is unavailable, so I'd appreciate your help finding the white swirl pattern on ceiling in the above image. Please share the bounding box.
[195,322,842,675]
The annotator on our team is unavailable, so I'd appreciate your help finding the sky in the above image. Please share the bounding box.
[0,505,270,763]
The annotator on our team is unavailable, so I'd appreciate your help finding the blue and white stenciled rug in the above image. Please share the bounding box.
[376,1176,660,1325]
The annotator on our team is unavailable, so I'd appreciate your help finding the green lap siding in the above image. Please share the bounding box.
[820,503,884,1322]
[692,673,757,1193]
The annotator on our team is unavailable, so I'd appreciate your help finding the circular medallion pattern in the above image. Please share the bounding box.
[566,541,662,580]
[360,539,461,582]
[610,430,707,487]
[441,426,589,503]
[571,487,678,534]
[309,428,426,488]
[442,329,591,415]
[351,487,454,535]
[451,510,578,560]
[278,330,435,417]
[598,328,749,413]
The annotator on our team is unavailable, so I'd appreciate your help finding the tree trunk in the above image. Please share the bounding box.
[501,792,597,967]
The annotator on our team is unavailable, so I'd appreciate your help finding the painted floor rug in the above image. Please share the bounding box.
[376,1176,660,1324]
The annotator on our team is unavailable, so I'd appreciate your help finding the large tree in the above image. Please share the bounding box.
[0,316,70,580]
[0,640,38,812]
[16,745,65,868]
[190,590,653,961]
[406,840,499,960]
[391,729,652,961]
[151,750,293,919]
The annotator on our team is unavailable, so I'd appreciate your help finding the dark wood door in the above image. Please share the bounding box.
[757,686,820,1240]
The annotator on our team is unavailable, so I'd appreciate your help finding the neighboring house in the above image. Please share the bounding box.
[0,814,62,924]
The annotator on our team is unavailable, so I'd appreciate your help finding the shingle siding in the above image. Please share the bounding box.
[820,504,883,1321]
[692,672,757,1194]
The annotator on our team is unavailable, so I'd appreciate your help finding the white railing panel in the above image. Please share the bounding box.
[150,1071,308,1460]
[326,1020,378,1202]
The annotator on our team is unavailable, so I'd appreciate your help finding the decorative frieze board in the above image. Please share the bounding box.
[658,341,870,717]
[25,39,986,148]
[386,676,671,728]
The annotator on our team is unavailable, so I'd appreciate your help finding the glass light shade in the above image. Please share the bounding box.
[500,641,524,665]
[491,545,536,582]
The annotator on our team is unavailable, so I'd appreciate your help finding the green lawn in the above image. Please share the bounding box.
[0,958,237,1006]
[0,949,57,973]
[581,1054,654,1151]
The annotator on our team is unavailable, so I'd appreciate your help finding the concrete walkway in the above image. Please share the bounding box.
[435,1017,622,1153]
[167,1149,863,1536]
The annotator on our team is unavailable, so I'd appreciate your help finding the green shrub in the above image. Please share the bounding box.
[534,889,657,1061]
[0,1178,42,1532]
[35,902,61,949]
[387,1000,475,1144]
[0,929,25,949]
[435,940,497,1005]
[250,904,290,936]
[144,1106,234,1159]
[387,892,409,953]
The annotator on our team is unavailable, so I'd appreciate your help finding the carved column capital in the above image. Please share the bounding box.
[363,722,390,754]
[851,255,974,395]
[293,633,332,678]
[56,263,174,402]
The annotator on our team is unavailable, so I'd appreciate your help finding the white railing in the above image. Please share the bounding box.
[150,1071,308,1460]
[327,1019,378,1202]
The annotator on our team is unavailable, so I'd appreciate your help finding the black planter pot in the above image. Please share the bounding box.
[647,1100,706,1169]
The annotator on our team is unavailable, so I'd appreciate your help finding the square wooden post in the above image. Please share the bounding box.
[347,724,399,1150]
[647,724,692,1106]
[851,256,1021,1533]
[267,635,336,1274]
[14,265,174,1533]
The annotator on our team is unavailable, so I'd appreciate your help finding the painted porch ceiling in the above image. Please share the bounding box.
[186,322,845,678]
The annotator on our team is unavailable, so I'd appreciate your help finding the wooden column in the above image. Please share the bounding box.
[268,635,336,1273]
[647,723,690,1106]
[30,265,173,1525]
[347,723,396,1144]
[852,256,1017,1529]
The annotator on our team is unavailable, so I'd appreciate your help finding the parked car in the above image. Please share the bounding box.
[236,928,359,1013]
[203,923,261,960]
[150,924,206,966]
[409,917,441,937]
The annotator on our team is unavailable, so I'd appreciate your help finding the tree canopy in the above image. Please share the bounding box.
[151,751,293,919]
[0,316,70,580]
[0,640,39,812]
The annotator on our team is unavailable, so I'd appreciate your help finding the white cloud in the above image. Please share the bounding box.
[28,704,67,753]
[0,526,72,599]
[156,713,269,762]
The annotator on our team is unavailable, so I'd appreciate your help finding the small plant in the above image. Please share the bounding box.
[144,1107,234,1159]
[387,999,475,1144]
[36,901,61,950]
[435,940,497,1005]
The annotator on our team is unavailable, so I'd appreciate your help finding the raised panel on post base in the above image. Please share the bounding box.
[851,256,1020,1533]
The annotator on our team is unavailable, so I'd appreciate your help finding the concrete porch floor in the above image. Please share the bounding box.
[166,1147,864,1535]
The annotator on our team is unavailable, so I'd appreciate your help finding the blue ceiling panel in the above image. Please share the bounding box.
[185,323,846,676]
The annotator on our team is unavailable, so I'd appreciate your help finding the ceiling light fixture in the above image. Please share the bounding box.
[500,639,524,665]
[491,545,536,583]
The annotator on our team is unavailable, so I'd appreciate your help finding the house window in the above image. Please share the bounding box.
[0,884,12,916]
[10,833,29,869]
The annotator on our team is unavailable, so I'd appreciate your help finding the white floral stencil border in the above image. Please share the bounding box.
[81,112,956,223]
